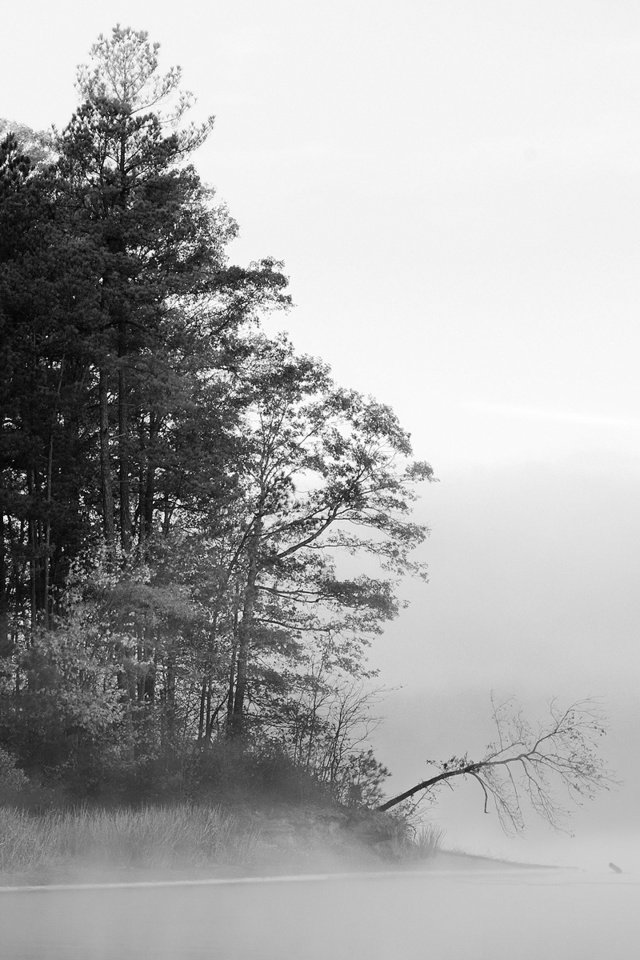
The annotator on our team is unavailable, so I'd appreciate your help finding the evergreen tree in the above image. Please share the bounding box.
[0,29,429,805]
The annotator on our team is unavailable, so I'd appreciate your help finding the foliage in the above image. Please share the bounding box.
[0,27,611,843]
[0,24,431,820]
[0,745,29,800]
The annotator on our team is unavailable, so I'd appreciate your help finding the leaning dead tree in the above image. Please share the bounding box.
[377,698,613,832]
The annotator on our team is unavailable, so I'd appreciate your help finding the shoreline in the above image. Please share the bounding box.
[433,848,567,871]
[0,847,567,891]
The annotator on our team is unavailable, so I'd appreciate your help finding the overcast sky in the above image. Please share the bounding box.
[3,0,639,864]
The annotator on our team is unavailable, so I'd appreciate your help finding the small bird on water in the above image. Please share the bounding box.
[609,862,623,874]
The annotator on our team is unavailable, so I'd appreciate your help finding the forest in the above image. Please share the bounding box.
[1,28,612,847]
[0,27,434,808]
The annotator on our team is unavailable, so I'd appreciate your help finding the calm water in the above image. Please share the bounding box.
[1,868,637,959]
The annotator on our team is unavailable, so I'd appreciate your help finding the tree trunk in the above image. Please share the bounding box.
[143,412,158,540]
[0,511,10,656]
[42,357,65,628]
[42,408,56,629]
[115,134,133,551]
[50,377,82,607]
[198,679,207,742]
[205,682,213,739]
[99,367,115,543]
[229,520,262,738]
[162,652,177,744]
[118,348,132,551]
[27,467,39,628]
[226,595,240,732]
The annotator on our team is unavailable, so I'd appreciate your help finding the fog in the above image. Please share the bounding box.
[369,455,640,867]
[2,867,638,959]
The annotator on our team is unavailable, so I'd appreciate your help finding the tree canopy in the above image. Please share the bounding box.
[0,27,432,806]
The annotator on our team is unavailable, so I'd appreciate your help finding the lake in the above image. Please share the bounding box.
[1,866,636,959]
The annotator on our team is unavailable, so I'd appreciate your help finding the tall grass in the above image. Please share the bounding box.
[0,803,443,882]
[0,803,262,877]
[413,823,444,859]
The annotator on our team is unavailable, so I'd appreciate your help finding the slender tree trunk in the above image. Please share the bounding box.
[229,520,262,738]
[163,652,176,743]
[43,434,53,629]
[99,367,115,543]
[0,511,9,656]
[115,135,133,551]
[118,343,132,551]
[15,519,28,636]
[305,683,321,771]
[198,679,207,742]
[42,357,65,628]
[140,412,157,541]
[206,693,226,740]
[27,468,38,629]
[205,681,213,739]
[226,647,237,731]
[51,376,82,606]
[226,580,241,732]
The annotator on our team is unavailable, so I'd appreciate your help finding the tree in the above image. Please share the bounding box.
[0,121,52,170]
[196,334,433,738]
[60,26,229,549]
[0,28,289,639]
[0,28,432,806]
[0,132,94,636]
[0,552,124,779]
[281,677,391,806]
[377,698,612,832]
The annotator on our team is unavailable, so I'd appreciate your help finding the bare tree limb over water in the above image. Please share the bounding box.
[377,698,613,832]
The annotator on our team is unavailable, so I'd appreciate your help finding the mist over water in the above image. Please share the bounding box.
[2,864,637,960]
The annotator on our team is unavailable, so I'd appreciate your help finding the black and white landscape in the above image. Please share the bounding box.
[1,2,639,956]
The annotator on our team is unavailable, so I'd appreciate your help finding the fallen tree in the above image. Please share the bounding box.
[377,698,613,832]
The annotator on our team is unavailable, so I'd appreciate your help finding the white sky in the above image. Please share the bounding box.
[3,0,640,862]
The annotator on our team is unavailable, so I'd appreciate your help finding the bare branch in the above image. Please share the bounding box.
[377,698,614,833]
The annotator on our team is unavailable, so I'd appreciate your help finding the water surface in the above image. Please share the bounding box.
[1,867,635,959]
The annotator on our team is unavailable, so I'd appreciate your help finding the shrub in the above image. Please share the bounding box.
[0,745,29,802]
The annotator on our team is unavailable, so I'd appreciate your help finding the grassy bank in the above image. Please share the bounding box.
[0,802,442,885]
[0,804,261,882]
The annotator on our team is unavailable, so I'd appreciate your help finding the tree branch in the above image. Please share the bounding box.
[377,698,613,833]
